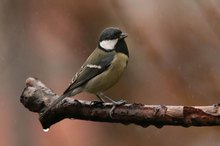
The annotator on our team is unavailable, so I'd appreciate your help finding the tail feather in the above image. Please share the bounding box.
[39,94,67,120]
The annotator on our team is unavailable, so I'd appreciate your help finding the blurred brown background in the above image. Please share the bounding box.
[1,0,220,146]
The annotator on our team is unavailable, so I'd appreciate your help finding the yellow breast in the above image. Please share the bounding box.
[84,53,128,93]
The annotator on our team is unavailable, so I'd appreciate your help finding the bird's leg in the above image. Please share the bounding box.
[97,92,126,104]
[96,93,106,102]
[96,92,126,118]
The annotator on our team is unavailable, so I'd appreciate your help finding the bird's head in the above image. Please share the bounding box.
[98,27,128,52]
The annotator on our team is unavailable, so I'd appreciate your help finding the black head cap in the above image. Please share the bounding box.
[99,27,123,42]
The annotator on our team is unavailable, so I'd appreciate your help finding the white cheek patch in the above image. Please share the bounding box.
[86,64,102,69]
[99,39,118,50]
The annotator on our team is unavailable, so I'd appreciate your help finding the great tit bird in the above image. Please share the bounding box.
[40,27,129,119]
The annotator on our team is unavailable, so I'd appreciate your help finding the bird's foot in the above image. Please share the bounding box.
[109,99,127,118]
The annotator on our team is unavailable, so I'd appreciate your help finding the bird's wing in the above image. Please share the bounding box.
[40,52,114,119]
[63,53,114,95]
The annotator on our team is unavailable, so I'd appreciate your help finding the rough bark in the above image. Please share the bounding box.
[20,77,220,129]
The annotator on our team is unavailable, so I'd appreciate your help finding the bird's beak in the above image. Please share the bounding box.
[119,32,128,39]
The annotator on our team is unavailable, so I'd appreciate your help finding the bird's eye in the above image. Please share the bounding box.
[112,31,122,39]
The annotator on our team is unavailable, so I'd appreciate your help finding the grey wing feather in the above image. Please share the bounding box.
[63,53,114,95]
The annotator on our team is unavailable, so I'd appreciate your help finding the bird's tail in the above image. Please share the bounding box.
[39,94,67,120]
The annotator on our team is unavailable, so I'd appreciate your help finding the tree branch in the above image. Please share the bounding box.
[20,77,220,129]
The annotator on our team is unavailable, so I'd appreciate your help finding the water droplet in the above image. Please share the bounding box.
[43,128,49,132]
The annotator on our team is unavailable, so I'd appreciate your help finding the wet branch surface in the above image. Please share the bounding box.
[20,77,220,129]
